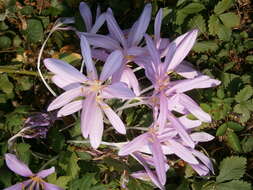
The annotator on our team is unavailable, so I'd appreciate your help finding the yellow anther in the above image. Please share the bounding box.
[125,55,135,61]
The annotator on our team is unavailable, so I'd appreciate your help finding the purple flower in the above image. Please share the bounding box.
[4,153,62,190]
[79,2,106,34]
[80,3,152,95]
[44,36,135,148]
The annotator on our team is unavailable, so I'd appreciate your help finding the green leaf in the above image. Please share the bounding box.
[233,104,250,123]
[175,10,187,25]
[216,123,228,136]
[16,143,31,165]
[0,35,11,48]
[216,156,246,182]
[217,25,231,41]
[208,14,220,35]
[26,19,43,43]
[193,41,218,53]
[214,0,234,15]
[235,86,253,102]
[217,180,251,190]
[0,74,13,94]
[226,121,244,131]
[219,12,240,28]
[67,152,80,179]
[188,15,206,33]
[245,55,253,64]
[227,131,242,152]
[241,136,253,153]
[181,3,205,14]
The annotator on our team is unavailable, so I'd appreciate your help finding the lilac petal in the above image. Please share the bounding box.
[37,167,55,178]
[131,171,150,181]
[167,113,195,148]
[88,105,104,149]
[57,100,83,117]
[84,33,121,50]
[167,75,221,94]
[133,153,165,190]
[90,13,106,34]
[150,134,166,185]
[80,35,98,80]
[47,87,83,111]
[3,180,32,190]
[52,75,81,91]
[174,61,200,78]
[79,2,92,32]
[96,5,101,19]
[178,116,202,129]
[44,58,87,83]
[192,150,214,173]
[178,94,211,122]
[5,153,33,177]
[154,9,163,43]
[166,29,198,71]
[128,4,152,46]
[166,139,199,164]
[100,102,126,134]
[100,50,123,81]
[106,13,127,48]
[145,34,160,67]
[101,82,135,99]
[190,132,214,142]
[118,133,149,156]
[167,94,187,114]
[157,93,168,131]
[81,93,97,138]
[120,67,140,96]
[91,49,109,61]
[127,46,147,57]
[191,164,210,176]
[43,182,64,190]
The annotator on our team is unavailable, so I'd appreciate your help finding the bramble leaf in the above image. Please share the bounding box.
[217,180,251,190]
[216,156,246,182]
[235,86,253,103]
[214,0,234,15]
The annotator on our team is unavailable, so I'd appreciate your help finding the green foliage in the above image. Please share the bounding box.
[0,0,252,189]
[216,156,246,182]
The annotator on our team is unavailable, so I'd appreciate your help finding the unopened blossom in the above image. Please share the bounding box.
[4,153,62,190]
[44,36,135,148]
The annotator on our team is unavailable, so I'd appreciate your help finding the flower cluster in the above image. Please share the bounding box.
[4,2,221,190]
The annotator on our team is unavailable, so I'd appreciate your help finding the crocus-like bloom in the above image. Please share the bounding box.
[44,36,135,148]
[80,3,152,95]
[4,153,62,190]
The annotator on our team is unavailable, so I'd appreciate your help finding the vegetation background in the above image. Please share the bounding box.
[0,0,252,189]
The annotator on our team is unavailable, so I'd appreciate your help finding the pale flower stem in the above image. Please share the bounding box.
[116,101,145,112]
[80,59,85,73]
[140,85,154,95]
[133,66,143,73]
[39,155,59,171]
[67,140,123,148]
[37,28,57,97]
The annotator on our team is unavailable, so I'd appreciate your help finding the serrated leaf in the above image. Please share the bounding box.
[208,15,221,35]
[193,41,218,53]
[227,131,242,152]
[188,15,206,33]
[176,10,187,25]
[181,3,205,14]
[0,74,14,94]
[235,86,253,102]
[217,25,231,41]
[216,156,246,182]
[245,55,253,64]
[219,12,240,28]
[233,104,250,123]
[67,152,80,179]
[214,0,234,15]
[242,136,253,153]
[16,143,31,165]
[217,180,251,190]
[27,19,43,43]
